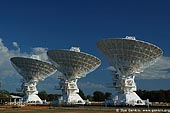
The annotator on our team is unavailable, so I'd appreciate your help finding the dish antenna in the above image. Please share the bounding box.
[10,56,57,104]
[47,47,101,105]
[97,36,163,106]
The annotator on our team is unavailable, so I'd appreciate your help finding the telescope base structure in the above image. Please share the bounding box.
[22,81,43,105]
[105,92,146,106]
[23,94,43,105]
[57,94,85,105]
[106,74,148,106]
[112,92,145,106]
[56,78,85,105]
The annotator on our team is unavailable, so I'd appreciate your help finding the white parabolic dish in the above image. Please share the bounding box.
[47,49,101,78]
[10,57,57,104]
[97,38,163,76]
[10,57,57,82]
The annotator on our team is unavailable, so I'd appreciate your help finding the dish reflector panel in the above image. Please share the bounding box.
[47,49,101,78]
[97,38,163,75]
[10,57,57,81]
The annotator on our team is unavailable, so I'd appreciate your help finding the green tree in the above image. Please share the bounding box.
[86,95,93,101]
[0,90,11,98]
[38,90,48,100]
[165,90,170,103]
[136,89,168,102]
[0,90,11,104]
[104,92,112,100]
[93,91,105,101]
[48,94,58,101]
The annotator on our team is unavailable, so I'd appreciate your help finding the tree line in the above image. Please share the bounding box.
[4,89,112,102]
[38,89,170,102]
[136,89,170,102]
[1,89,170,103]
[38,90,112,102]
[79,89,112,102]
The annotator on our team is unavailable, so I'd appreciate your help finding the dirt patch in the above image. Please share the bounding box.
[0,105,169,113]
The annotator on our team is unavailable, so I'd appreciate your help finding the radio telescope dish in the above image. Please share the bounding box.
[47,47,101,105]
[97,36,163,106]
[10,57,57,105]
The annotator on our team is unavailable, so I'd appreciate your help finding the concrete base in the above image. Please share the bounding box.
[106,92,146,106]
[57,93,85,105]
[23,94,42,105]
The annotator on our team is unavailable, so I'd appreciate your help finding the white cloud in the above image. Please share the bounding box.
[0,38,49,79]
[79,82,106,89]
[12,42,19,48]
[0,38,20,79]
[137,56,170,79]
[106,66,116,71]
[0,38,55,93]
[31,47,48,61]
[0,38,9,55]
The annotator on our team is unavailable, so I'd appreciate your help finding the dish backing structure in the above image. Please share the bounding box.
[10,56,57,104]
[47,47,101,105]
[97,36,163,106]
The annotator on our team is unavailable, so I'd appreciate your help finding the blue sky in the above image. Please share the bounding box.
[0,0,170,95]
